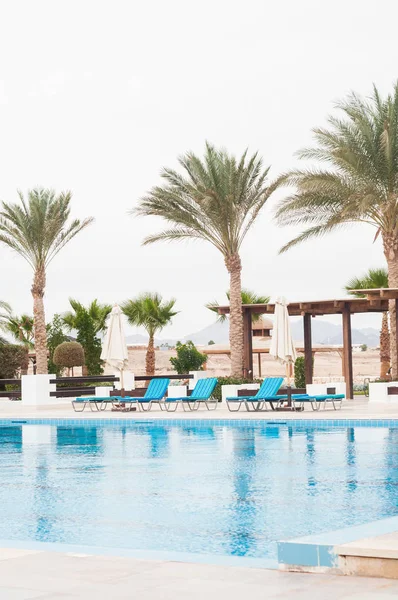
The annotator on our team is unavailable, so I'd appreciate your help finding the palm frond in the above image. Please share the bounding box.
[0,188,94,269]
[122,293,178,337]
[134,142,280,260]
[345,267,389,296]
[275,83,398,252]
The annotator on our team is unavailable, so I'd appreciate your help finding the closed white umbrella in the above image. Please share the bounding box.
[270,297,297,385]
[101,304,129,392]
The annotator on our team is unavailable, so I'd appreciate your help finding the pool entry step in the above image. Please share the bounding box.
[278,516,398,578]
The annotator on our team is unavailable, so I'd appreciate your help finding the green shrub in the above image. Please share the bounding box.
[53,342,85,374]
[208,340,215,345]
[212,376,261,403]
[76,312,103,375]
[294,357,305,388]
[47,314,69,375]
[360,344,367,352]
[0,345,28,389]
[170,341,207,374]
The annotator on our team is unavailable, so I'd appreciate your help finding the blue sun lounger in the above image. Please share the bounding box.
[292,393,344,411]
[72,395,126,412]
[226,377,286,412]
[164,377,218,412]
[122,378,170,412]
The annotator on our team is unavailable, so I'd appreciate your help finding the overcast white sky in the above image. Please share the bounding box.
[0,0,394,338]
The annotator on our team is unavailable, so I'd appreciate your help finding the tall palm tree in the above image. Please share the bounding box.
[0,188,93,373]
[134,142,279,376]
[206,289,270,323]
[275,83,398,376]
[345,268,389,378]
[122,293,177,376]
[63,299,112,335]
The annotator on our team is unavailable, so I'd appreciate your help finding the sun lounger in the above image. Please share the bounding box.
[72,395,127,412]
[122,378,170,412]
[164,378,218,412]
[226,377,286,412]
[292,393,344,411]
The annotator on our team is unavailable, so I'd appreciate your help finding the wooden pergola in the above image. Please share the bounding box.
[217,289,398,399]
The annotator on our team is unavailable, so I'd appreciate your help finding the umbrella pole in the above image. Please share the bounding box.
[120,369,125,398]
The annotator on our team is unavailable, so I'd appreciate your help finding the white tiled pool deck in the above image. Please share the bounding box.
[1,397,398,598]
[1,396,398,420]
[1,548,398,599]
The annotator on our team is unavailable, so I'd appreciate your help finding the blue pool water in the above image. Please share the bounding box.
[0,421,397,561]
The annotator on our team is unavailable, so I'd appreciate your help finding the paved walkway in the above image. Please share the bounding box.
[1,397,398,420]
[1,549,398,599]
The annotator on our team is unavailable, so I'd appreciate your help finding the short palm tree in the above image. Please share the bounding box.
[63,299,112,335]
[275,83,398,376]
[122,293,178,376]
[134,142,279,376]
[206,289,270,323]
[63,299,112,376]
[3,314,35,349]
[0,189,93,373]
[345,268,389,378]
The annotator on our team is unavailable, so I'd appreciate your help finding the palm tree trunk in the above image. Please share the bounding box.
[31,267,48,375]
[146,333,155,376]
[384,234,398,378]
[380,312,390,379]
[225,253,244,377]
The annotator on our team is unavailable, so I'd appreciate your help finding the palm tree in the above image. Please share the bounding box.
[122,293,178,375]
[63,299,112,335]
[0,305,33,373]
[134,142,279,376]
[345,268,389,378]
[0,188,93,373]
[207,289,270,323]
[275,83,398,377]
[3,314,34,349]
[62,299,112,375]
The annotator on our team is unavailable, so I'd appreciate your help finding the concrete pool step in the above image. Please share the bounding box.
[278,516,398,579]
[336,532,398,579]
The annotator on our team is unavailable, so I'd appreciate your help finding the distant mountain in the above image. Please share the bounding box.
[180,321,229,345]
[126,318,380,348]
[290,319,379,347]
[125,321,229,347]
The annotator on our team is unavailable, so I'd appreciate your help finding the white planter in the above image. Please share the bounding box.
[114,371,135,391]
[221,383,260,404]
[167,385,187,398]
[188,371,208,390]
[306,382,346,397]
[221,385,239,404]
[22,374,55,406]
[369,381,398,404]
[95,386,112,397]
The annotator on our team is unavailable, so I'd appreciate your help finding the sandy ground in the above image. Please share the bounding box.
[123,348,380,384]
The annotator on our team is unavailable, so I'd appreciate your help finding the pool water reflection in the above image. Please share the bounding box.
[0,423,397,559]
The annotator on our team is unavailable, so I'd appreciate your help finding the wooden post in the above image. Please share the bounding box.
[395,299,398,380]
[342,305,354,399]
[257,353,262,378]
[303,313,313,385]
[242,308,253,380]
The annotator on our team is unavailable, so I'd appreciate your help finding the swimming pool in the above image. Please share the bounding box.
[0,420,397,563]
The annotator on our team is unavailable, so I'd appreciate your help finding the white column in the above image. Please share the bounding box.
[188,371,208,390]
[21,374,55,406]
